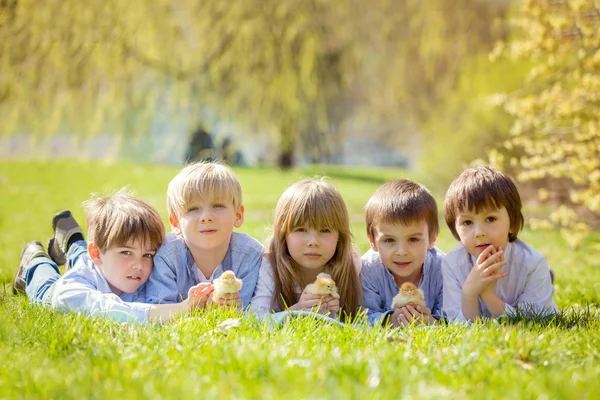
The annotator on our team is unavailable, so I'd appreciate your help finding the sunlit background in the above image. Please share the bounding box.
[1,0,599,245]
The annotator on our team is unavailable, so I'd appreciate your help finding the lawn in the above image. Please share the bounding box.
[0,160,598,399]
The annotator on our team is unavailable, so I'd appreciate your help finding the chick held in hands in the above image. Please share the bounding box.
[304,273,340,299]
[391,282,426,309]
[212,270,243,302]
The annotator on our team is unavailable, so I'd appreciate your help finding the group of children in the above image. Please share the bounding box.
[12,162,558,326]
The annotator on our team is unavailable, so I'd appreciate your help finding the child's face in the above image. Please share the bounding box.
[455,205,511,257]
[170,196,244,253]
[91,240,156,295]
[369,219,435,283]
[286,226,339,273]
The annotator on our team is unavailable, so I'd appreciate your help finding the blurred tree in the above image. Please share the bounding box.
[492,0,600,247]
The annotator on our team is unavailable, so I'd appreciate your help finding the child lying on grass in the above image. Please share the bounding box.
[13,190,213,323]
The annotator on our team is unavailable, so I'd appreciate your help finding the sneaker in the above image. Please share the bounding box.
[13,241,48,295]
[47,210,84,266]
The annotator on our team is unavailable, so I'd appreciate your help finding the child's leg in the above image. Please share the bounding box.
[13,242,60,304]
[66,239,88,270]
[47,210,84,268]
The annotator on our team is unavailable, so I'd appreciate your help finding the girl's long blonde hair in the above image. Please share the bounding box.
[267,178,362,320]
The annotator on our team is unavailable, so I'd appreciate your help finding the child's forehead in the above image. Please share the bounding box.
[374,218,429,235]
[457,204,506,216]
[186,193,235,205]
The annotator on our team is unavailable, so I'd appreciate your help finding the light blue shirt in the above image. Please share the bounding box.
[49,254,151,324]
[360,247,446,325]
[145,231,264,306]
[442,239,557,322]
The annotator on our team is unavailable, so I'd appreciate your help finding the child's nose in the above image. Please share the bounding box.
[307,233,319,246]
[395,244,408,256]
[199,213,214,223]
[475,223,486,237]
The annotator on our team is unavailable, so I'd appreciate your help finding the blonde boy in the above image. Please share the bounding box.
[13,192,213,323]
[144,162,264,307]
[361,179,446,326]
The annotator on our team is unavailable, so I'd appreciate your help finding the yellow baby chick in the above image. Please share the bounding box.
[211,270,243,302]
[305,272,340,299]
[391,282,425,309]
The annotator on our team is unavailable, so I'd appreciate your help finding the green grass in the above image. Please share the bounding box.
[0,160,599,399]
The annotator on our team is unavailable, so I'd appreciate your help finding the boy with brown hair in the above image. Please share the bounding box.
[442,166,557,322]
[361,179,446,326]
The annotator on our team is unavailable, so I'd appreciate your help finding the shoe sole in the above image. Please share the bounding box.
[48,210,72,266]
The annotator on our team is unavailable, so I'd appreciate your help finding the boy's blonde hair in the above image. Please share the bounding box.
[83,190,165,253]
[365,179,439,242]
[267,178,362,320]
[444,166,524,242]
[166,161,242,218]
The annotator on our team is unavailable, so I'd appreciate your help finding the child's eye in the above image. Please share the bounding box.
[143,253,155,259]
[120,250,132,256]
[462,220,472,226]
[294,227,307,233]
[320,228,331,233]
[187,206,199,212]
[382,238,395,243]
[408,237,420,243]
[213,203,226,208]
[486,217,497,223]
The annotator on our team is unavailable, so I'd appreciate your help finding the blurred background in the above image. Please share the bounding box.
[1,0,598,245]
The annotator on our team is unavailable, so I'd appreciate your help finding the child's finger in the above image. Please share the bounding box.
[476,245,495,264]
[484,260,507,275]
[479,250,504,269]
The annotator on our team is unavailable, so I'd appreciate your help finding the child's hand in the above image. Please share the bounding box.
[186,283,214,311]
[290,289,328,313]
[323,294,340,313]
[390,305,435,327]
[209,292,243,310]
[463,245,507,296]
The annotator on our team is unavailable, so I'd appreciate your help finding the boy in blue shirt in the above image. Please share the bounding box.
[360,179,445,326]
[13,191,213,323]
[144,161,264,307]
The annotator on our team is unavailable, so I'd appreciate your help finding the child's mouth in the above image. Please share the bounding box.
[476,244,491,249]
[304,253,321,259]
[127,276,141,281]
[200,229,217,234]
[394,261,411,268]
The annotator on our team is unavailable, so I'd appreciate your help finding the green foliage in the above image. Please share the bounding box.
[492,0,600,247]
[0,161,599,398]
[418,55,530,191]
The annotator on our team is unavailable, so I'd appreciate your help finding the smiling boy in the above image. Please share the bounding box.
[360,179,446,326]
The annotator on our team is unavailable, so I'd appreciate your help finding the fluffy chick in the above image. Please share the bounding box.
[212,270,243,302]
[305,272,340,299]
[391,282,425,309]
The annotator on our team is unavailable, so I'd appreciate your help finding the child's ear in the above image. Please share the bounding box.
[234,205,245,228]
[87,242,102,266]
[427,234,438,251]
[367,234,378,252]
[169,215,181,235]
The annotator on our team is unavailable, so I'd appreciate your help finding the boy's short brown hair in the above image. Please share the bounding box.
[365,179,439,242]
[83,190,165,252]
[166,161,242,218]
[443,166,524,242]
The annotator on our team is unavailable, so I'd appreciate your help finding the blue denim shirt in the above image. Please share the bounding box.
[360,247,446,325]
[145,231,264,306]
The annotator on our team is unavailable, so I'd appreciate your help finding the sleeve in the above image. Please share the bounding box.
[431,278,445,321]
[360,265,392,325]
[144,252,181,304]
[504,256,557,317]
[52,277,151,324]
[236,243,265,308]
[250,257,276,318]
[441,257,468,323]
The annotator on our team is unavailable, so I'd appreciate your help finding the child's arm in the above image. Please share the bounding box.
[148,283,214,322]
[145,252,182,304]
[250,257,276,318]
[360,266,393,325]
[502,256,557,317]
[234,238,264,308]
[461,246,507,321]
[441,257,469,323]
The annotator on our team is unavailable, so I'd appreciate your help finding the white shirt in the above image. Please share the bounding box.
[442,238,557,322]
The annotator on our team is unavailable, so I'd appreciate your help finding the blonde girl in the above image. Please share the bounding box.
[251,178,362,321]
